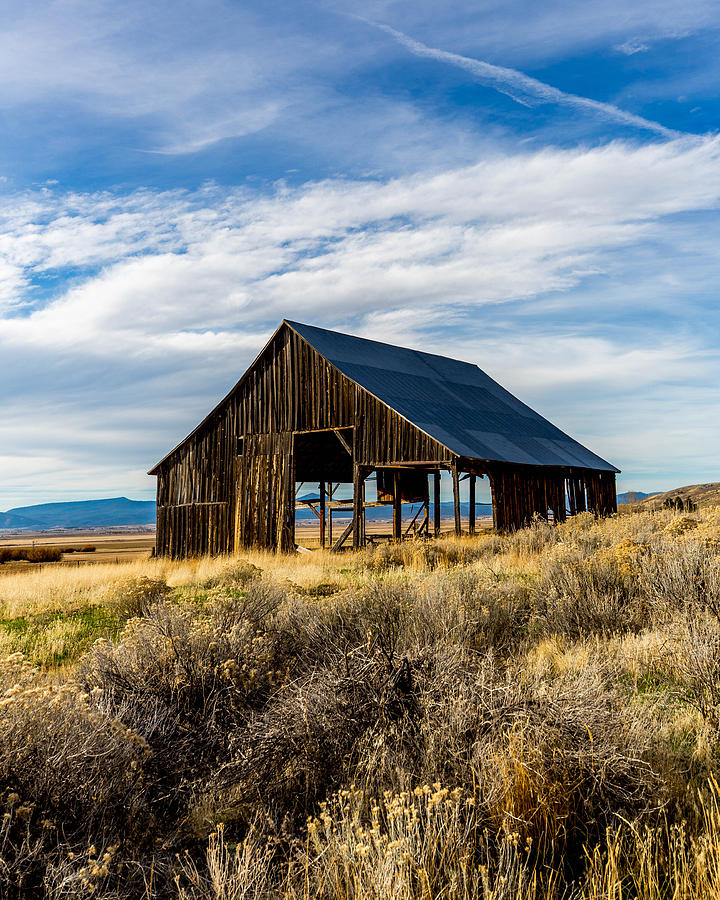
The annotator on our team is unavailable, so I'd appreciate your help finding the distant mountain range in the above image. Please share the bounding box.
[0,497,156,531]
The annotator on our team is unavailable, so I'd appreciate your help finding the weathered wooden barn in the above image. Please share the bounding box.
[149,320,618,556]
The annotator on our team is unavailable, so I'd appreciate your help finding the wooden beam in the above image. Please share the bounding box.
[433,471,441,537]
[392,470,402,541]
[469,474,476,535]
[333,429,353,456]
[404,502,425,536]
[452,466,462,536]
[353,465,364,549]
[331,519,354,552]
[319,481,326,548]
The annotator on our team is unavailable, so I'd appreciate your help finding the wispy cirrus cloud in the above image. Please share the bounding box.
[615,39,651,55]
[362,19,683,139]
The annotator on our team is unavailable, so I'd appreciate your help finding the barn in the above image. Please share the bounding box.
[149,320,618,557]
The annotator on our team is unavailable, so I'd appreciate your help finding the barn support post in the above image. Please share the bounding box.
[433,471,441,537]
[392,470,402,541]
[452,465,462,536]
[422,474,430,535]
[352,465,365,549]
[488,471,498,531]
[468,474,476,535]
[319,481,326,548]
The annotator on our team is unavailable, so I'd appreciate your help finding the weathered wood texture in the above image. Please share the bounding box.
[154,323,617,556]
[488,465,617,532]
[236,432,294,551]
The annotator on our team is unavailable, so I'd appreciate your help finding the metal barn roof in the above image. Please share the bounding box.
[286,321,618,473]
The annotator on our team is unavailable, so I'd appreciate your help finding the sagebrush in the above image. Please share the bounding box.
[1,506,720,897]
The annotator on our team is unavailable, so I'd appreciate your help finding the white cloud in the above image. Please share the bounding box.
[615,39,651,55]
[1,136,720,504]
[4,137,720,348]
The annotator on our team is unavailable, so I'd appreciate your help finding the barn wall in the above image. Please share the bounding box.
[488,465,617,532]
[488,465,568,532]
[235,432,294,552]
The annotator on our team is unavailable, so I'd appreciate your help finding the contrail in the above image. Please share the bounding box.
[365,20,681,140]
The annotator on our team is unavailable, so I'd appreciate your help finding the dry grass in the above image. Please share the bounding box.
[2,506,720,896]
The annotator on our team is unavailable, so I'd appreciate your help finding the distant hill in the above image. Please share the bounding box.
[628,483,720,510]
[617,491,658,505]
[1,497,156,531]
[0,511,41,529]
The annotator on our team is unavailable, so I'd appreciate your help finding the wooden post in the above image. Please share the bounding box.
[353,465,364,549]
[319,481,326,548]
[488,471,498,531]
[328,482,333,548]
[452,466,462,536]
[469,474,476,535]
[433,471,441,537]
[392,470,402,541]
[360,475,366,546]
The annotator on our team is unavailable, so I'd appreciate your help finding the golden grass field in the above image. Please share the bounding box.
[3,506,720,897]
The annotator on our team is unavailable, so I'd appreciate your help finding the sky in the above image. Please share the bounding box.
[1,0,719,508]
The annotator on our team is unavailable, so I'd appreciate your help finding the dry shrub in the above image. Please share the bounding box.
[267,578,416,674]
[179,779,720,900]
[0,653,151,897]
[421,655,662,853]
[297,786,528,900]
[101,575,172,618]
[408,570,532,655]
[0,547,63,565]
[581,778,720,899]
[196,560,263,590]
[669,613,720,728]
[177,788,548,900]
[226,642,419,828]
[358,537,493,572]
[3,511,720,897]
[79,594,282,757]
[538,545,644,638]
[176,823,272,900]
[638,537,720,619]
[506,517,561,556]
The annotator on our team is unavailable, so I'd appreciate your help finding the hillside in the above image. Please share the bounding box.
[0,511,40,529]
[1,497,156,530]
[629,482,720,510]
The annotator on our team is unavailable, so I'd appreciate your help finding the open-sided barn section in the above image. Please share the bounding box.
[149,321,618,557]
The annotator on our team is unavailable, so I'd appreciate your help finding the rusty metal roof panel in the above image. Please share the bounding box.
[286,320,618,473]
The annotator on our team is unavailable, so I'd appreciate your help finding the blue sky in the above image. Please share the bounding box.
[1,0,719,508]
